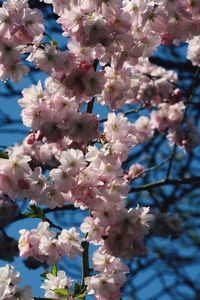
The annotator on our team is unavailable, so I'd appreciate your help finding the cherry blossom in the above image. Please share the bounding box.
[41,270,73,299]
[0,265,33,300]
[0,0,199,299]
[187,35,200,66]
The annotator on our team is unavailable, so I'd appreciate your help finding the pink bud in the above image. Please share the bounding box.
[160,33,173,45]
[18,179,30,190]
[27,132,36,145]
[79,60,93,72]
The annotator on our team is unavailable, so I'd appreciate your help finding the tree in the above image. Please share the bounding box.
[0,0,200,299]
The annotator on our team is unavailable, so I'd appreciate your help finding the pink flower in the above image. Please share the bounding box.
[0,61,29,83]
[0,7,14,37]
[18,229,33,258]
[19,222,54,261]
[126,163,145,181]
[27,45,64,74]
[81,216,105,245]
[187,35,200,66]
[104,113,131,142]
[60,149,86,175]
[41,270,72,299]
[133,116,154,143]
[39,237,61,264]
[58,227,83,259]
[68,113,99,143]
[50,167,76,193]
[21,7,44,41]
[86,273,122,300]
[41,183,66,208]
[91,198,120,227]
[92,249,129,275]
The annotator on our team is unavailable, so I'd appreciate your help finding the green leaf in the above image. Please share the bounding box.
[24,211,38,218]
[77,292,87,299]
[40,272,48,279]
[0,151,8,159]
[51,264,57,276]
[73,282,80,295]
[24,205,46,219]
[31,205,46,218]
[53,288,69,296]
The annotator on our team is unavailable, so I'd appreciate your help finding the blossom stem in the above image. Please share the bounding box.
[165,144,177,179]
[87,96,95,114]
[81,239,90,297]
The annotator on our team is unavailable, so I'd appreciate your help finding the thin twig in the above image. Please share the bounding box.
[130,176,200,192]
[99,106,144,123]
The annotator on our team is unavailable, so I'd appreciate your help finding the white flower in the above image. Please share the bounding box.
[60,149,86,175]
[58,227,83,259]
[0,265,33,299]
[41,270,72,299]
[187,35,200,67]
[15,286,33,300]
[41,270,71,290]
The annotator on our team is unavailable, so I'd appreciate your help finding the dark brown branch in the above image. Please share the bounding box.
[81,239,90,288]
[130,176,200,192]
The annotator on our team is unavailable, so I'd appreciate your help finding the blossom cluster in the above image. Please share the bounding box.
[0,265,33,300]
[86,249,129,300]
[41,270,73,299]
[19,221,83,264]
[47,0,200,63]
[0,0,200,299]
[0,0,44,82]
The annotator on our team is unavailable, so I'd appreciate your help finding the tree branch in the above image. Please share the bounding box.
[130,176,200,192]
